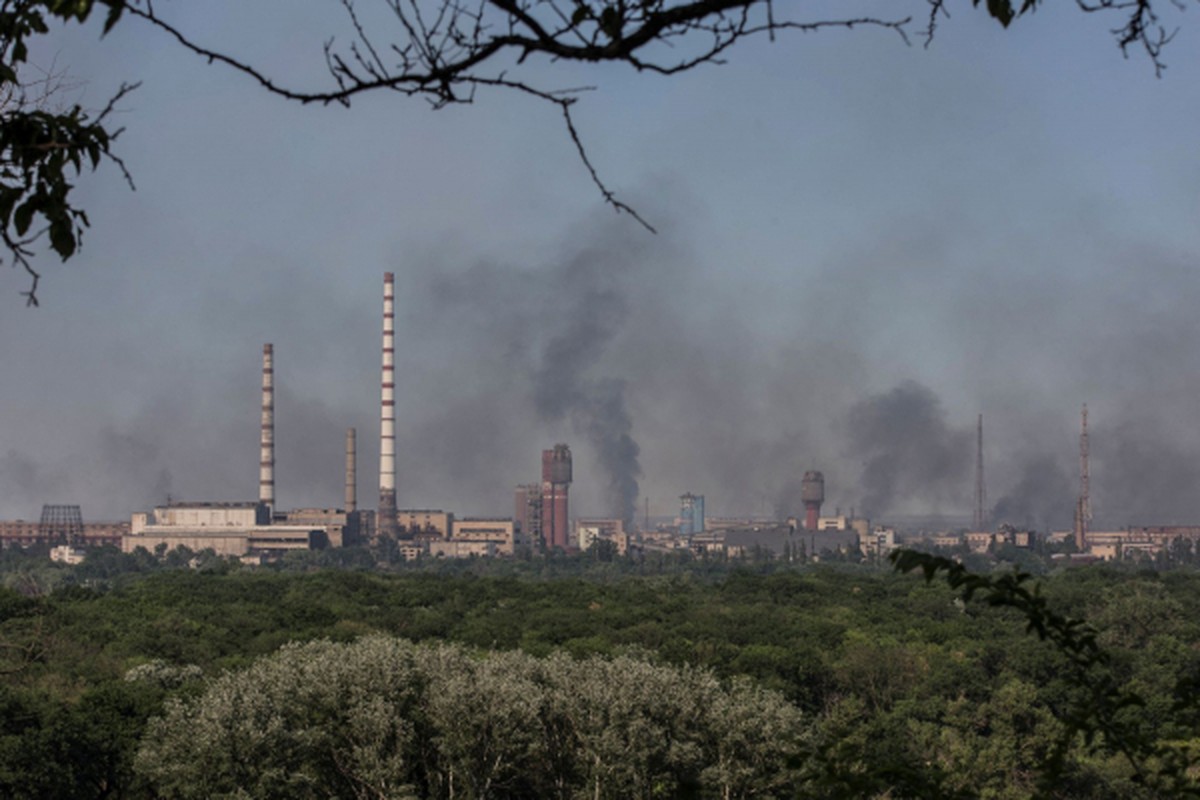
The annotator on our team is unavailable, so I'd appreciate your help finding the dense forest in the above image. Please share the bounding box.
[2,546,1199,797]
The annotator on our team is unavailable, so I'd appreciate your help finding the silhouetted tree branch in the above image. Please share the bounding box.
[122,0,1193,234]
[890,548,1200,794]
[0,0,133,305]
[3,0,1194,301]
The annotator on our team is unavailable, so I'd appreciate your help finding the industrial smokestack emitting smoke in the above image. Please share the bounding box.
[801,470,824,530]
[378,273,398,540]
[345,427,357,513]
[259,343,275,512]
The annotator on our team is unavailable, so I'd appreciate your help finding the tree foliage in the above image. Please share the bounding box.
[5,554,1200,796]
[0,0,133,305]
[135,635,809,800]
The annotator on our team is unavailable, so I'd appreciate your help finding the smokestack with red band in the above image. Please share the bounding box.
[345,427,357,513]
[801,470,824,531]
[378,273,398,540]
[259,344,275,512]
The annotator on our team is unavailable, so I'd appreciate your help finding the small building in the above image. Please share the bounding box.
[860,527,898,558]
[49,545,87,565]
[430,540,496,558]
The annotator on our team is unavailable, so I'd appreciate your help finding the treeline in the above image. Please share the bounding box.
[2,555,1200,796]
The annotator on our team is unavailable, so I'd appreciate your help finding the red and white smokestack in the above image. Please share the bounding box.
[378,272,398,539]
[345,427,357,513]
[801,470,824,531]
[259,343,275,512]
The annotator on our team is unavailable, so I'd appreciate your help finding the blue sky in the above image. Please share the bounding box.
[3,1,1199,529]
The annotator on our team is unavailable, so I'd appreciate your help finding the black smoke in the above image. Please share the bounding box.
[990,455,1072,531]
[845,381,971,519]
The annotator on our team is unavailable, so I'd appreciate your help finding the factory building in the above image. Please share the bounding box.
[124,501,323,557]
[0,511,127,549]
[450,517,519,555]
[121,342,359,561]
[397,510,453,540]
[280,508,364,548]
[1079,526,1200,561]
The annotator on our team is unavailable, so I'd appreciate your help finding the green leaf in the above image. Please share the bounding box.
[103,2,125,34]
[48,220,76,260]
[13,200,36,236]
[987,0,1015,27]
[599,6,621,39]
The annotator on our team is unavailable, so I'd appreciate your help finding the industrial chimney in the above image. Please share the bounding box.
[540,444,573,550]
[801,470,824,530]
[259,343,275,516]
[345,427,357,513]
[378,273,398,541]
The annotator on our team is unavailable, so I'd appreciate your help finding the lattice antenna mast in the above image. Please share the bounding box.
[1080,404,1091,525]
[974,413,987,531]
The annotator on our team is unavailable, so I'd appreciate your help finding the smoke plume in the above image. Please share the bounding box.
[990,455,1072,531]
[845,382,971,518]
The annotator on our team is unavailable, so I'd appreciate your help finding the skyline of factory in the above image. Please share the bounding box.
[5,272,1198,563]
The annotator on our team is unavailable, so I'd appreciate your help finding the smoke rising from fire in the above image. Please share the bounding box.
[4,210,1200,531]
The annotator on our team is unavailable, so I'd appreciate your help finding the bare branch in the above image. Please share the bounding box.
[124,0,914,228]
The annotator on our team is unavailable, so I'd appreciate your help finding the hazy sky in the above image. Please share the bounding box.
[3,1,1199,530]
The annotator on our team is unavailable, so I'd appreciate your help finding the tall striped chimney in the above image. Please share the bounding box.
[378,272,398,540]
[345,427,357,513]
[259,343,275,513]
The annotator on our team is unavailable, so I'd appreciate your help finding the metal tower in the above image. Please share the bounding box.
[39,504,83,545]
[974,414,987,531]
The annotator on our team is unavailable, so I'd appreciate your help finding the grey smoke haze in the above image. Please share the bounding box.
[2,6,1198,527]
[6,213,1200,531]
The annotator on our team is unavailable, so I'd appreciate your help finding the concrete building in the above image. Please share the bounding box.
[124,501,324,558]
[49,545,87,564]
[0,517,128,549]
[678,493,705,536]
[577,518,629,555]
[514,484,543,544]
[451,517,518,555]
[1077,526,1200,561]
[860,526,898,558]
[397,509,453,540]
[281,507,365,548]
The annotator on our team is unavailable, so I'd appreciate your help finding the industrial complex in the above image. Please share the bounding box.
[3,273,1198,566]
